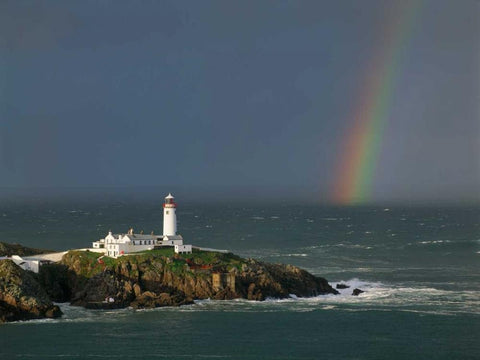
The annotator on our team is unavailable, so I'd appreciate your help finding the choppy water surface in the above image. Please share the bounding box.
[0,200,479,359]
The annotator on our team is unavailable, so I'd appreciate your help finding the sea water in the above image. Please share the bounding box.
[0,199,479,359]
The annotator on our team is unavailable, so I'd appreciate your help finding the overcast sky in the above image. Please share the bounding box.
[1,0,478,204]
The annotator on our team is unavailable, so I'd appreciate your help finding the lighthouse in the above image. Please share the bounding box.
[163,193,177,236]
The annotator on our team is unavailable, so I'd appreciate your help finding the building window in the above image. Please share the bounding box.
[166,210,169,215]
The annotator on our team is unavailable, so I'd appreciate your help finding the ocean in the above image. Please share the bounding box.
[0,198,479,359]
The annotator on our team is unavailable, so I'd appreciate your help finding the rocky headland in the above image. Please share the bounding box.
[1,243,339,323]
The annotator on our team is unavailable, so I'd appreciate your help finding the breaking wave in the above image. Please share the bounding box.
[188,279,480,316]
[8,278,479,326]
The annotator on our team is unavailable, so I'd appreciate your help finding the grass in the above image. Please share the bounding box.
[177,249,245,271]
[64,247,246,275]
[135,248,175,257]
[62,250,105,278]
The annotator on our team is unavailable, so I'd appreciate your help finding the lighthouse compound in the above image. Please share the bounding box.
[92,193,192,258]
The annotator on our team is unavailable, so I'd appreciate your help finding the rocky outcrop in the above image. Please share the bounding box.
[352,288,364,296]
[237,260,336,300]
[0,260,62,323]
[38,250,338,309]
[0,242,52,257]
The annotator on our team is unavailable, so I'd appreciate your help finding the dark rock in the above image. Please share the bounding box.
[0,260,63,323]
[130,291,193,309]
[352,288,364,296]
[36,263,73,302]
[85,301,125,310]
[336,283,350,289]
[45,306,62,318]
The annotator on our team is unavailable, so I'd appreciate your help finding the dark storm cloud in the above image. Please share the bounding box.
[0,0,75,50]
[0,120,15,173]
[0,0,184,51]
[0,0,478,203]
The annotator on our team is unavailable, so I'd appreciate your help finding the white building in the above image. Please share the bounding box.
[174,244,192,254]
[92,193,192,257]
[0,255,47,273]
[99,230,156,257]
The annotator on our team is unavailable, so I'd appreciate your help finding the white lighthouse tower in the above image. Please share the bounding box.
[163,193,177,236]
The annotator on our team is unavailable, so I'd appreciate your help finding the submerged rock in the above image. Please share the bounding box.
[352,288,364,296]
[336,283,350,289]
[0,260,62,323]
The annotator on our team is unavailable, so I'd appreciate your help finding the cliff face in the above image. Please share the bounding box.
[0,260,62,323]
[237,260,335,300]
[38,249,338,309]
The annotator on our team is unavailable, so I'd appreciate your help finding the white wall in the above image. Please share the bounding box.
[175,245,192,254]
[159,239,183,246]
[106,242,154,258]
[163,207,177,236]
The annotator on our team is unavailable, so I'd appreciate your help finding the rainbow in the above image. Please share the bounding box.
[332,1,423,205]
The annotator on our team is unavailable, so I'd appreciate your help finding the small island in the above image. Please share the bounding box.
[0,243,338,323]
[0,194,339,323]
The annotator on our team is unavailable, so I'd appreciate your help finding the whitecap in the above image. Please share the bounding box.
[418,240,451,245]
